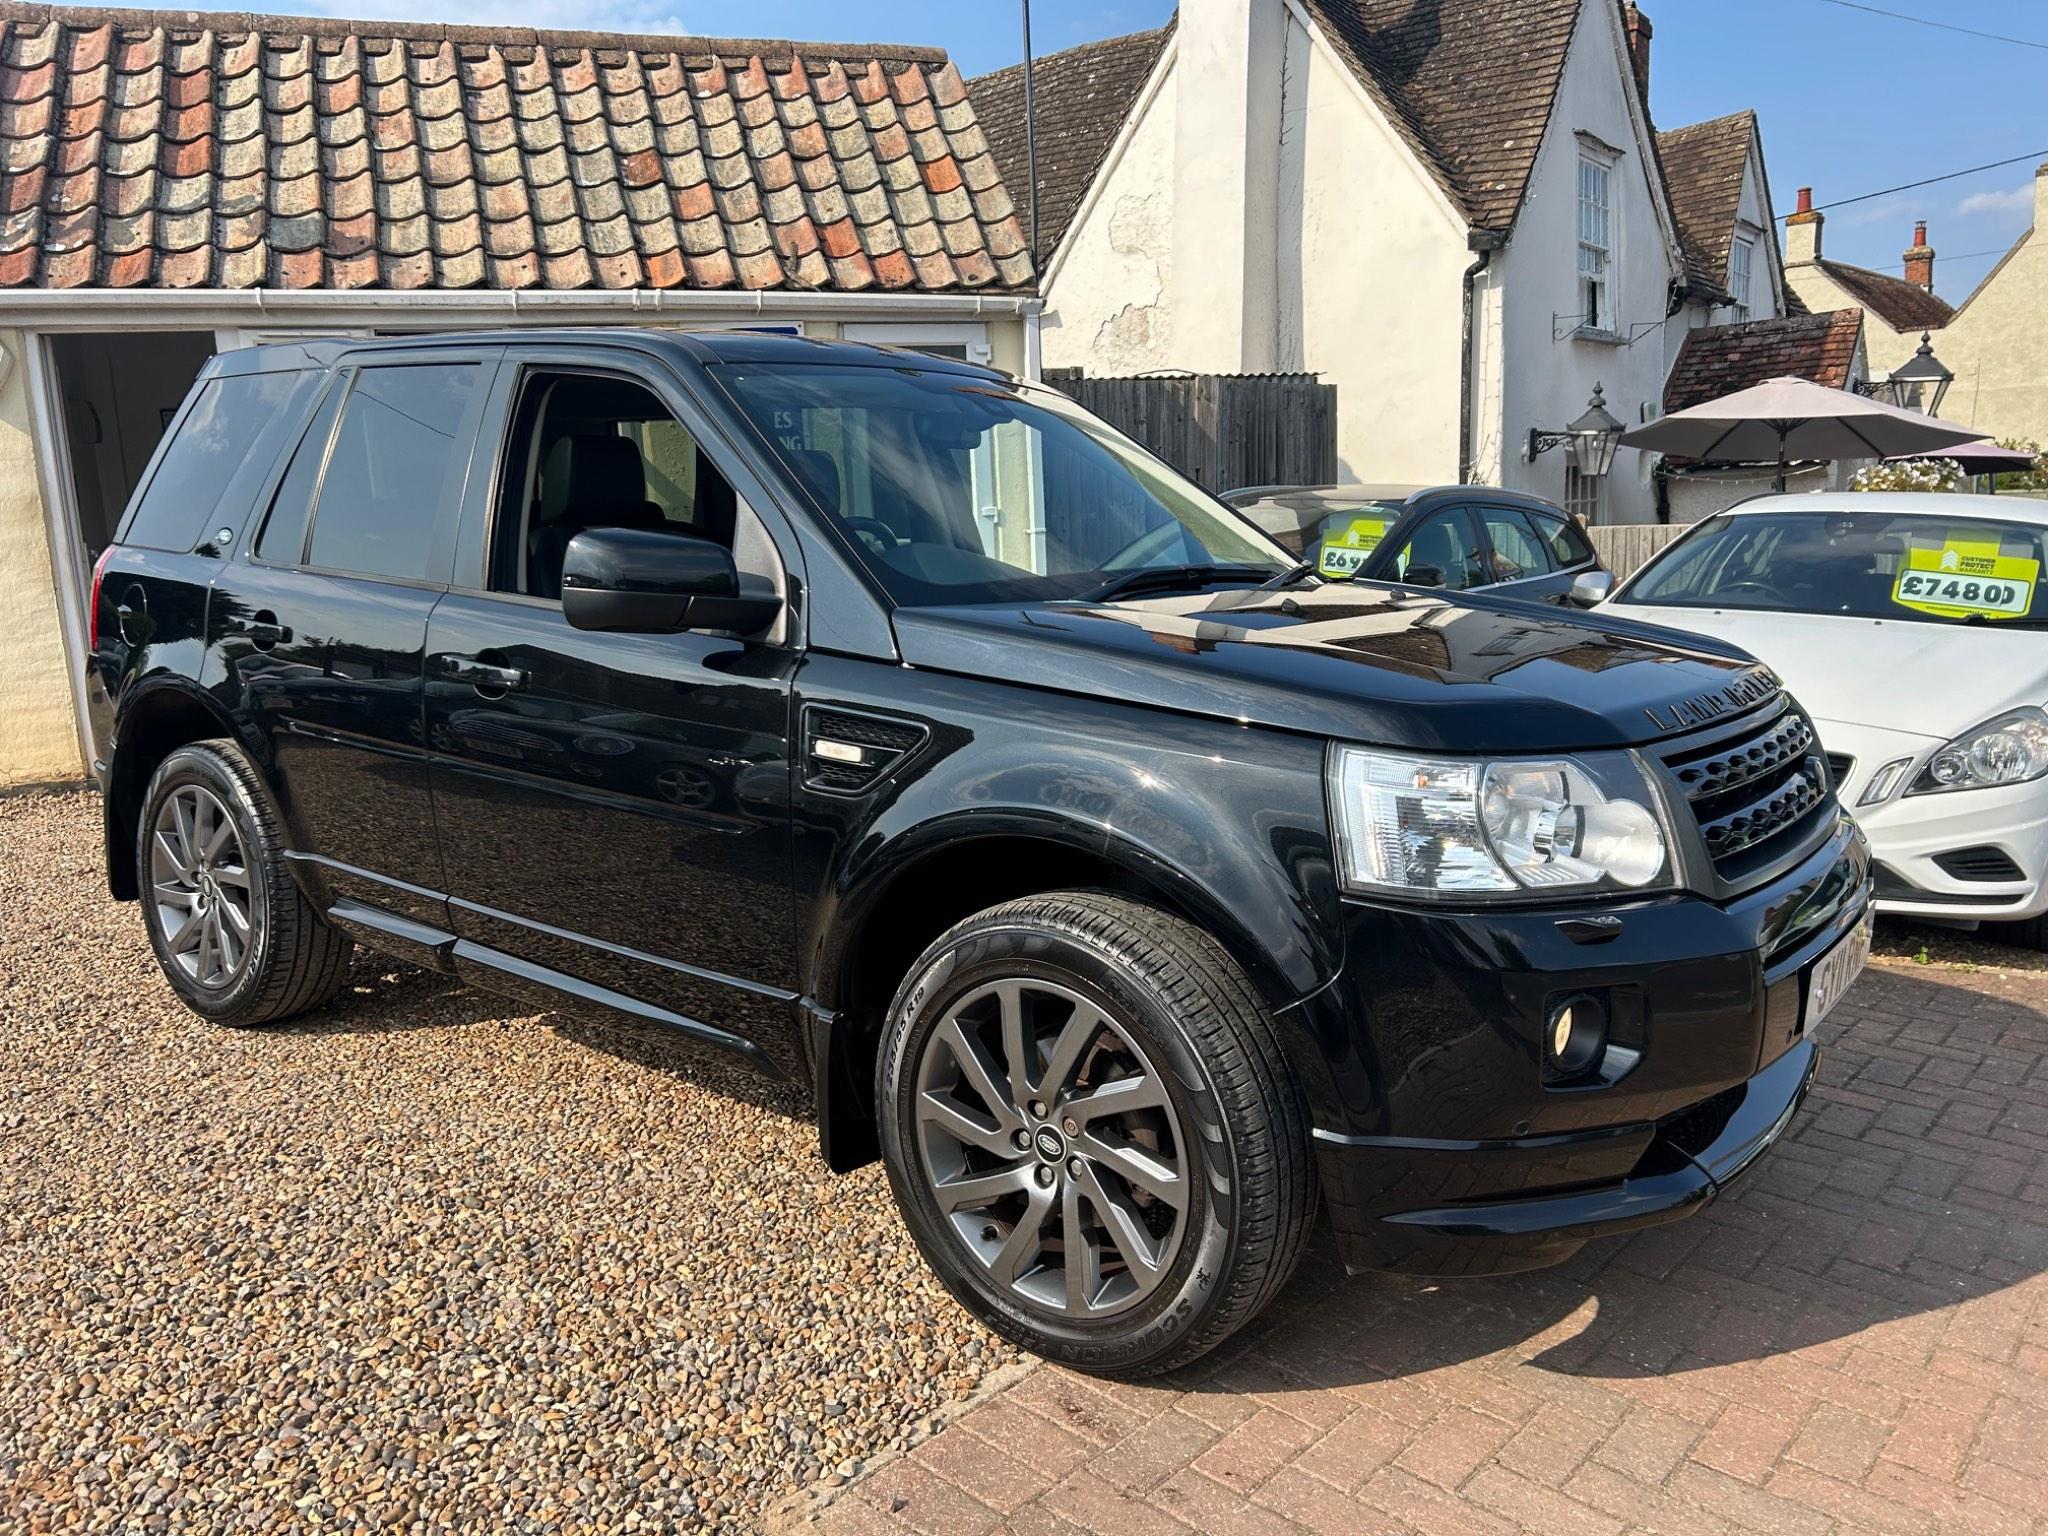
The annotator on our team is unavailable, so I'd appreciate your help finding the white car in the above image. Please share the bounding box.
[1603,491,2048,945]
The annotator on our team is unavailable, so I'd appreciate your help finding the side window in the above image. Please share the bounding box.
[1532,510,1596,569]
[304,364,479,582]
[1392,508,1487,591]
[254,379,346,565]
[491,370,748,602]
[1480,508,1555,583]
[126,371,310,552]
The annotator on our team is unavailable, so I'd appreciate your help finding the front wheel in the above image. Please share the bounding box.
[876,892,1316,1378]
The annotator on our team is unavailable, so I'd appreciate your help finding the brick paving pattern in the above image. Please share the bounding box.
[788,960,2048,1536]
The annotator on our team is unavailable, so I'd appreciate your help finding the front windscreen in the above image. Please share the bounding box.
[1617,509,2048,627]
[713,363,1290,605]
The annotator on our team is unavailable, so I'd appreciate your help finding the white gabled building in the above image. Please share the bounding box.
[976,0,1720,525]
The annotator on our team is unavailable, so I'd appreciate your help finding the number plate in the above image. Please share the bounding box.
[1805,907,1874,1031]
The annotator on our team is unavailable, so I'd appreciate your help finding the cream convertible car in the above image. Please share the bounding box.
[1605,492,2048,946]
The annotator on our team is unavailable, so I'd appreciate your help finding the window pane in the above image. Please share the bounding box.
[307,364,478,582]
[1481,508,1553,580]
[255,380,345,565]
[127,371,309,552]
[1533,510,1595,566]
[1393,509,1486,591]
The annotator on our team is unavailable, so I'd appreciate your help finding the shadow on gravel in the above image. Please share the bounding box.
[551,1015,811,1122]
[1175,965,2048,1398]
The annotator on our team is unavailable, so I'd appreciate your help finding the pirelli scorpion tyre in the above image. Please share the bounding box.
[137,740,354,1028]
[877,891,1317,1378]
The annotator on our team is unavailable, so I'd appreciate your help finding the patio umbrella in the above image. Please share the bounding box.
[1887,436,2036,478]
[1620,375,1985,491]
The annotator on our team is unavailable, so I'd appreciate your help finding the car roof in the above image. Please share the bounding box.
[1719,491,2048,525]
[218,326,1007,379]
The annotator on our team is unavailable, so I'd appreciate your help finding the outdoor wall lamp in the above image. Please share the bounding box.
[1526,383,1624,475]
[1874,332,1954,417]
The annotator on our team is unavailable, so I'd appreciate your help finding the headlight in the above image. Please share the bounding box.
[1326,744,1674,899]
[1908,707,2048,795]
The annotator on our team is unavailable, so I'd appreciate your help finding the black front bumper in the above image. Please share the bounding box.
[1292,814,1869,1276]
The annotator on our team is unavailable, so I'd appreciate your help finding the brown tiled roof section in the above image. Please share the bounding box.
[0,2,1032,291]
[1815,258,1954,332]
[970,24,1168,262]
[1658,110,1752,297]
[1665,308,1863,412]
[1300,0,1582,233]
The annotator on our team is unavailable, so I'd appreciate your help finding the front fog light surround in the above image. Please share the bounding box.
[1327,744,1673,899]
[1910,707,2048,796]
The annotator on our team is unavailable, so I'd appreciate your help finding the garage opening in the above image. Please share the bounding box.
[48,331,217,562]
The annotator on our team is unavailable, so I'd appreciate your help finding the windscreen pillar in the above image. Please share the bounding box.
[1168,0,1286,374]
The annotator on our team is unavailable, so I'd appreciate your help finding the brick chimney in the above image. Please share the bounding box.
[1784,186,1823,264]
[1623,3,1652,107]
[1903,220,1935,290]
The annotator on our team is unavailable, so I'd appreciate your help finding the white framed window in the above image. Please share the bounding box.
[1729,236,1754,322]
[1565,463,1605,525]
[1576,154,1613,334]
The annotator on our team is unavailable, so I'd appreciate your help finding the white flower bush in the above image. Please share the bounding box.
[1850,458,1966,493]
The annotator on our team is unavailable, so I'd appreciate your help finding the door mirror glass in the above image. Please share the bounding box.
[561,526,779,634]
[1404,563,1447,588]
[1569,569,1615,607]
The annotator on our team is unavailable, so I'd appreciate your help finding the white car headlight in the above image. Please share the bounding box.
[1908,707,2048,795]
[1326,744,1674,899]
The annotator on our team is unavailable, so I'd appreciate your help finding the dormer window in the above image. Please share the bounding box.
[1576,151,1614,334]
[1729,236,1754,321]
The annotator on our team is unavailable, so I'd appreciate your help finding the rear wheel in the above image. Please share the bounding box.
[877,892,1315,1378]
[138,741,353,1026]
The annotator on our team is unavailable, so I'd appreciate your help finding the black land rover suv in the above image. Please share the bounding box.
[86,330,1872,1378]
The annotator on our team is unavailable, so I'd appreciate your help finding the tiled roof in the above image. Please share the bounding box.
[1665,308,1863,412]
[969,24,1169,262]
[0,2,1032,292]
[1301,0,1583,235]
[1658,110,1753,299]
[1813,258,1954,333]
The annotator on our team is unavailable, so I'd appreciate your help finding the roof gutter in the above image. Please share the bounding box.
[1458,229,1506,484]
[0,287,1046,327]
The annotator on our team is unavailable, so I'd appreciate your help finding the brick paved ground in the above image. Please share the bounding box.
[785,958,2048,1536]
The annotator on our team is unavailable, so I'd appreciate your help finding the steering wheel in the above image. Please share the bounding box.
[1718,579,1787,603]
[841,517,898,559]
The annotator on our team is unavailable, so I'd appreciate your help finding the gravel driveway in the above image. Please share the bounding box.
[0,791,1024,1533]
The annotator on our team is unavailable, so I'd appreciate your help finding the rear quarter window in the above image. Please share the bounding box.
[122,370,312,553]
[1533,510,1596,567]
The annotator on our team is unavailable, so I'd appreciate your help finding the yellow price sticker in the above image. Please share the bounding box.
[1891,539,2039,621]
[1317,516,1389,580]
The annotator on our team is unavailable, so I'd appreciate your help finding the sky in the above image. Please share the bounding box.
[238,1,2041,304]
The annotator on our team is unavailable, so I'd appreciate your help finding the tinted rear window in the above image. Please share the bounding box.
[124,370,309,553]
[305,364,478,583]
[255,382,345,565]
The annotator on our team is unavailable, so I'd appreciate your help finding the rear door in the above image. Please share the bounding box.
[1528,506,1603,595]
[210,347,499,927]
[423,344,804,1076]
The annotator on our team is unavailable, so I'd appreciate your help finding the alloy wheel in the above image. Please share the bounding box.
[149,784,255,990]
[912,978,1189,1318]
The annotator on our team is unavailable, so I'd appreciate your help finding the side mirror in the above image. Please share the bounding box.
[1403,563,1446,588]
[561,526,781,635]
[1568,569,1616,608]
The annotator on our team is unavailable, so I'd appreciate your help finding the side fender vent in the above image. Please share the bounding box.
[802,706,929,796]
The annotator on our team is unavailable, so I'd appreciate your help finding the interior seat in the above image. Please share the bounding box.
[527,434,667,599]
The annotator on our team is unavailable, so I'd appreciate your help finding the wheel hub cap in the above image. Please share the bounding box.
[912,978,1189,1319]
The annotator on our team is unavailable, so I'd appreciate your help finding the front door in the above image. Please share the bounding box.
[423,354,802,1073]
[211,351,497,925]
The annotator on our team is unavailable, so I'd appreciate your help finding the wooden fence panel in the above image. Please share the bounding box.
[1589,524,1689,580]
[1046,372,1337,493]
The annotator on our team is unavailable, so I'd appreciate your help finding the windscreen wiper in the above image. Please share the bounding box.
[1256,557,1319,591]
[1077,563,1275,603]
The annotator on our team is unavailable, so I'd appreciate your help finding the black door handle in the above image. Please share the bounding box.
[439,654,527,693]
[228,611,291,648]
